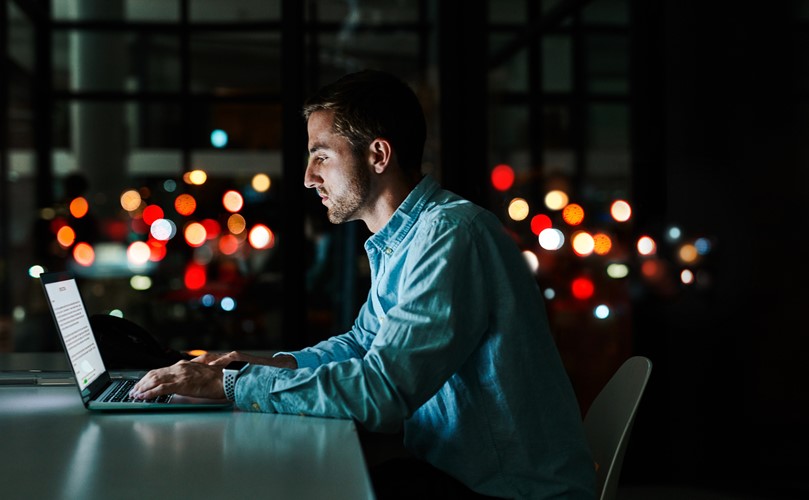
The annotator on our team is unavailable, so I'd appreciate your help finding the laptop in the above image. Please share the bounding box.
[40,270,231,411]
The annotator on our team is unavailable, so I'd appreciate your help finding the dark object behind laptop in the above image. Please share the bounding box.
[89,314,192,370]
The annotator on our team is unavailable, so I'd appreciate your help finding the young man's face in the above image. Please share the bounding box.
[304,110,371,225]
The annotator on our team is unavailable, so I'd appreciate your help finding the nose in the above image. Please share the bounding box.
[303,159,319,189]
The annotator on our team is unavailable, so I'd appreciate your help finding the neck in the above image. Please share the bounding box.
[362,173,419,233]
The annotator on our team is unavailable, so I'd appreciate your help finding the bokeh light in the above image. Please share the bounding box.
[210,129,228,148]
[562,203,585,226]
[184,169,208,186]
[142,205,164,226]
[184,263,207,290]
[544,190,569,211]
[607,263,630,279]
[248,224,274,249]
[572,231,595,257]
[593,233,612,255]
[227,214,247,234]
[678,243,699,264]
[223,190,244,213]
[148,240,167,262]
[29,265,45,278]
[695,237,711,255]
[491,164,515,191]
[73,243,95,266]
[530,214,552,236]
[163,179,177,193]
[508,198,530,221]
[174,194,197,216]
[252,173,271,192]
[681,269,695,285]
[69,197,89,218]
[56,226,76,248]
[610,200,632,222]
[522,250,539,273]
[120,190,142,211]
[637,235,657,256]
[538,228,565,251]
[667,226,682,241]
[130,275,153,291]
[571,277,595,300]
[184,222,208,248]
[150,218,176,241]
[219,234,240,255]
[220,297,236,312]
[127,241,151,266]
[594,304,611,319]
[641,259,664,280]
[201,219,221,240]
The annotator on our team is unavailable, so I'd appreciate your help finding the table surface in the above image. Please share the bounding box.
[0,353,375,500]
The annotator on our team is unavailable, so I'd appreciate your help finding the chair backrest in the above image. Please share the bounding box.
[583,356,652,500]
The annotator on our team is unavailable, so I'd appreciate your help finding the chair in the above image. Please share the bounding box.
[583,356,652,500]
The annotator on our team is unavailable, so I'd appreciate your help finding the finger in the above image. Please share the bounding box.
[207,351,240,367]
[191,352,222,364]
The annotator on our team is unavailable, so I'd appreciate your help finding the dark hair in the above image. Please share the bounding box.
[303,70,426,176]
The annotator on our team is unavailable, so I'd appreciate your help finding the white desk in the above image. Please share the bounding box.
[0,354,375,500]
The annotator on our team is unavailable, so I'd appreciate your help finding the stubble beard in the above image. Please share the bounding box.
[326,157,371,225]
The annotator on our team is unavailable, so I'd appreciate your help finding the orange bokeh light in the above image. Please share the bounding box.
[69,197,89,218]
[593,233,612,255]
[562,203,584,226]
[219,234,240,255]
[56,226,76,248]
[227,214,246,234]
[174,194,197,216]
[73,242,95,266]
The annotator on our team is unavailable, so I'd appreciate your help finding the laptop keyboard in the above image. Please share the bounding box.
[103,379,172,404]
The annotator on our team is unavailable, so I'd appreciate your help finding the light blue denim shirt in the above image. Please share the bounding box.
[235,175,595,499]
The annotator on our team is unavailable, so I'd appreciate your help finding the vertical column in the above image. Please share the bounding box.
[280,0,307,349]
[69,0,126,218]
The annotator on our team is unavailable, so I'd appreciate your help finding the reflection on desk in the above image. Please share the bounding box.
[0,385,375,500]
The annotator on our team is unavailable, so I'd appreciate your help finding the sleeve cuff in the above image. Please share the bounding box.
[274,350,320,369]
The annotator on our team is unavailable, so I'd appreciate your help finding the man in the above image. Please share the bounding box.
[132,70,595,499]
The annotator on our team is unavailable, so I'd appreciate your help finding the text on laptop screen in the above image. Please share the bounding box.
[44,279,105,391]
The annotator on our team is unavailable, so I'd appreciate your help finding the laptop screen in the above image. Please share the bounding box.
[42,275,106,391]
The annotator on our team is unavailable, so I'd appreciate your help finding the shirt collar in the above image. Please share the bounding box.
[365,175,440,255]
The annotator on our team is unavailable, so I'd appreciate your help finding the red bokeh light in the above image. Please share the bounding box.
[571,277,595,300]
[530,214,552,236]
[184,263,207,290]
[142,205,164,226]
[491,164,515,191]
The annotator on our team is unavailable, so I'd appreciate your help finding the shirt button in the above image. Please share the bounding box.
[251,402,261,411]
[384,247,393,255]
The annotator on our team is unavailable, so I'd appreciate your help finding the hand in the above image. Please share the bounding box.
[129,360,225,400]
[192,350,297,369]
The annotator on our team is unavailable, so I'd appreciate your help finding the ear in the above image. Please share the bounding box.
[368,138,393,174]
